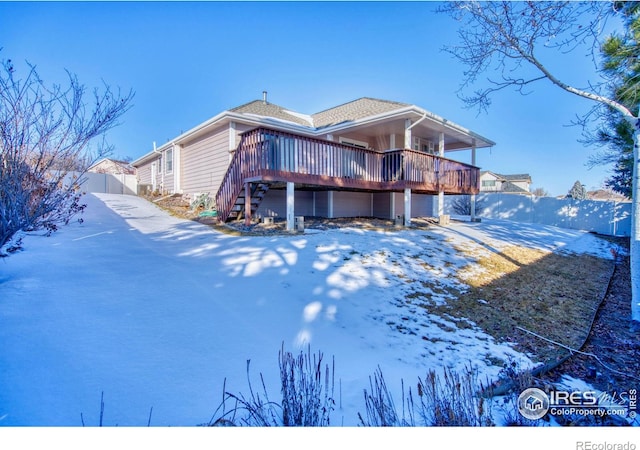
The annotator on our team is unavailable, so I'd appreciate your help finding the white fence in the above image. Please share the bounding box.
[444,193,632,237]
[65,172,138,195]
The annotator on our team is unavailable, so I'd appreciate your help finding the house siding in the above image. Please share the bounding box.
[136,160,156,186]
[179,123,255,198]
[411,194,434,217]
[332,191,372,217]
[315,192,330,217]
[162,153,175,194]
[372,192,392,219]
[181,125,231,196]
[392,192,404,218]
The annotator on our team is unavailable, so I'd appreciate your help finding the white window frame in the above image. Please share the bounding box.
[482,180,497,188]
[165,148,173,174]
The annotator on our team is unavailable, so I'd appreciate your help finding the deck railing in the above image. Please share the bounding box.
[215,128,479,221]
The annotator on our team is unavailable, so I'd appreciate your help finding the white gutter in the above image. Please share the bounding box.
[406,111,428,130]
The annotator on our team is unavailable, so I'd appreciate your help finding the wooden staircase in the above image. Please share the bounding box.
[226,183,270,221]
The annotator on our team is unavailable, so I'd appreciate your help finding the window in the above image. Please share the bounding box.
[482,180,496,187]
[339,137,369,149]
[165,148,173,174]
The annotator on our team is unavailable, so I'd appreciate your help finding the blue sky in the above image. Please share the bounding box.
[0,1,623,197]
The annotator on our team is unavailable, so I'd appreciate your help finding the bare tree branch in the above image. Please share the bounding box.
[439,1,633,117]
[0,56,134,250]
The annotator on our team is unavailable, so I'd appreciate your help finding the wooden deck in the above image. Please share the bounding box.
[216,128,479,222]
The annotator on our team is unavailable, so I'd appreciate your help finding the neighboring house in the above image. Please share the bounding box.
[88,158,136,175]
[587,189,631,202]
[479,171,531,195]
[132,95,495,228]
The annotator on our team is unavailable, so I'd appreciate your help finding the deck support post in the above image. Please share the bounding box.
[244,182,252,226]
[470,141,479,222]
[327,191,334,219]
[404,188,411,227]
[286,182,295,231]
[437,132,445,221]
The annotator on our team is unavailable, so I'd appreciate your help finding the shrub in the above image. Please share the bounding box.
[416,365,493,426]
[205,345,335,426]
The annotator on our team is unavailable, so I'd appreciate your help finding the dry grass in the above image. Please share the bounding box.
[426,245,615,365]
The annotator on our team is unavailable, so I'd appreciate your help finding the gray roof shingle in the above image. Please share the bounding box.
[500,181,530,194]
[230,100,312,126]
[230,97,410,129]
[497,173,531,182]
[311,97,409,128]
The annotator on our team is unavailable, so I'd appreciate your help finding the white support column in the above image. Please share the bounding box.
[286,182,295,231]
[174,144,182,193]
[404,119,412,149]
[470,141,478,222]
[389,133,396,150]
[437,132,445,220]
[404,188,412,227]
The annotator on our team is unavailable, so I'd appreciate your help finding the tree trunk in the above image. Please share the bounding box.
[632,125,640,324]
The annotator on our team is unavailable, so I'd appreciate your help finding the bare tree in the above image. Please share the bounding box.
[439,1,640,326]
[451,195,485,216]
[0,57,133,251]
[531,187,549,197]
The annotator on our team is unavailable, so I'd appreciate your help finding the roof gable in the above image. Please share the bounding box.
[311,97,409,128]
[230,97,410,129]
[230,100,313,127]
[501,181,530,194]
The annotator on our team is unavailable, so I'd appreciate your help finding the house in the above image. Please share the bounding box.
[132,95,495,229]
[479,171,531,195]
[88,158,136,175]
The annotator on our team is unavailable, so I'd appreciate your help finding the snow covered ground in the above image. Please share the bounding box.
[0,193,618,427]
